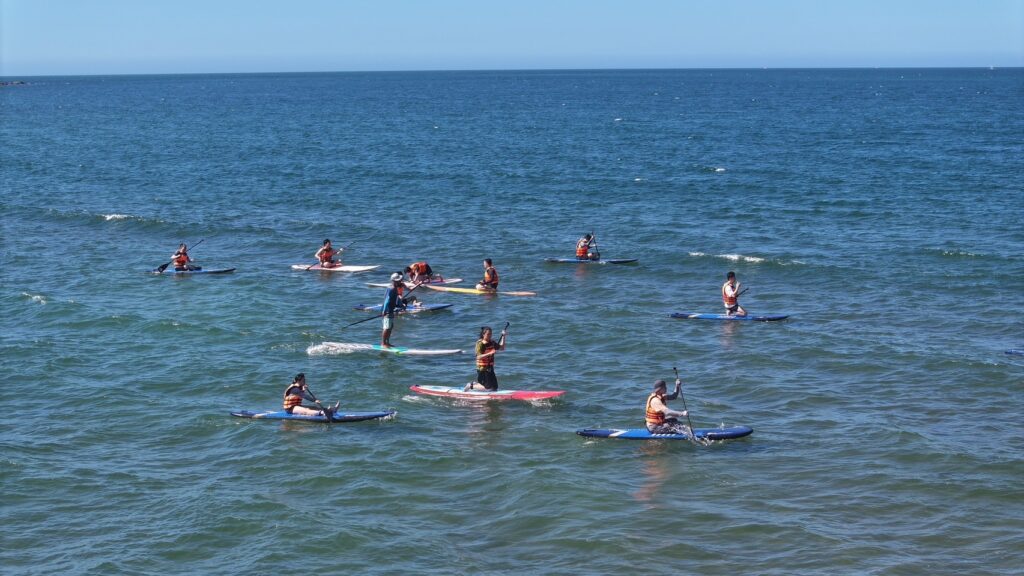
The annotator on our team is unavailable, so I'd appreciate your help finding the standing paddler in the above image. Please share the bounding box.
[464,324,507,391]
[380,272,407,348]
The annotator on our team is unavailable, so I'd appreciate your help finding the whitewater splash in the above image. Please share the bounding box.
[22,292,47,304]
[103,214,131,221]
[689,252,805,266]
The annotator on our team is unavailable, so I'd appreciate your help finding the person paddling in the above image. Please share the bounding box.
[171,243,201,271]
[645,378,690,435]
[465,324,507,391]
[722,271,746,316]
[476,258,499,291]
[404,261,435,284]
[381,272,408,348]
[283,373,338,417]
[315,239,341,268]
[576,233,599,260]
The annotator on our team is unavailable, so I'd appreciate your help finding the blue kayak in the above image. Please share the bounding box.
[544,258,638,264]
[670,312,789,322]
[231,409,395,423]
[353,303,454,314]
[154,268,236,275]
[576,426,753,441]
[1006,349,1024,356]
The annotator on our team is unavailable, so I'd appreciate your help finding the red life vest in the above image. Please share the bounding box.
[173,252,189,267]
[722,281,738,306]
[576,239,589,258]
[645,393,666,426]
[476,339,498,369]
[482,266,499,288]
[318,247,335,264]
[410,262,429,275]
[283,385,303,410]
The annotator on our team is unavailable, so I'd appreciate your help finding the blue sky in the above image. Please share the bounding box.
[2,0,1022,75]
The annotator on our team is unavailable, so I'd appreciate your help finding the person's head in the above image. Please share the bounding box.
[479,326,493,340]
[483,258,492,267]
[403,266,412,274]
[653,379,668,394]
[323,239,331,246]
[391,272,403,284]
[584,234,592,240]
[178,243,187,251]
[293,373,306,386]
[726,271,736,281]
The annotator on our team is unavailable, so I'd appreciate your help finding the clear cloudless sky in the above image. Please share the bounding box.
[1,0,1022,76]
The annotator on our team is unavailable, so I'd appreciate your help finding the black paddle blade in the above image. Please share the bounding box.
[155,261,171,273]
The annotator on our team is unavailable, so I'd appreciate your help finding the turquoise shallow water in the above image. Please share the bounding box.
[1,69,1023,574]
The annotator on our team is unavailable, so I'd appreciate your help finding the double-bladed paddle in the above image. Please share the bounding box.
[155,239,204,273]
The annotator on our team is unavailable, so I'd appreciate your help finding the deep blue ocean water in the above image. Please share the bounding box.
[2,69,1023,574]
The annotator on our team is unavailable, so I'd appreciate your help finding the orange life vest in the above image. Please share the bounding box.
[173,252,189,266]
[645,392,666,426]
[483,266,499,288]
[576,239,589,258]
[476,339,498,369]
[722,281,738,306]
[318,247,335,264]
[410,262,429,275]
[283,385,303,410]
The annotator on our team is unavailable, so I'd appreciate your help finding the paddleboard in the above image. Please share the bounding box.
[1006,349,1024,356]
[291,264,380,273]
[154,268,236,275]
[544,258,638,265]
[365,278,463,288]
[307,342,463,356]
[231,409,395,423]
[409,385,565,401]
[670,312,789,322]
[353,303,453,314]
[423,285,537,297]
[576,426,753,441]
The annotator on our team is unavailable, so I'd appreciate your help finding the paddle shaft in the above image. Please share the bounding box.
[672,367,696,436]
[341,281,424,329]
[303,387,333,422]
[157,238,204,273]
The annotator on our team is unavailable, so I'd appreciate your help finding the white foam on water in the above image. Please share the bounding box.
[306,342,358,356]
[717,253,766,263]
[22,292,47,304]
[714,167,726,172]
[102,213,132,221]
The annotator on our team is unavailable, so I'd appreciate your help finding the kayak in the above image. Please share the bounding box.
[1006,349,1024,356]
[231,409,395,423]
[365,278,464,288]
[423,285,537,297]
[409,385,565,401]
[544,258,638,265]
[670,312,789,322]
[576,426,754,441]
[307,342,463,356]
[291,264,380,273]
[353,303,454,314]
[154,268,236,275]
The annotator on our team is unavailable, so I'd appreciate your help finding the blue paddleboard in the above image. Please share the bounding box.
[576,426,753,441]
[544,258,638,264]
[154,268,236,275]
[231,409,395,423]
[670,312,789,322]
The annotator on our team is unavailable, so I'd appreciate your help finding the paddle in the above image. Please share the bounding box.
[340,281,424,329]
[590,231,600,260]
[672,366,700,444]
[155,238,204,273]
[303,387,334,423]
